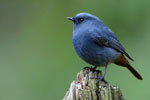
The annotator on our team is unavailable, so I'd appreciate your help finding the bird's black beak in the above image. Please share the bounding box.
[67,17,74,21]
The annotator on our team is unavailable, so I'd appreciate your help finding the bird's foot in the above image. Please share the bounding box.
[90,76,107,83]
[97,76,108,84]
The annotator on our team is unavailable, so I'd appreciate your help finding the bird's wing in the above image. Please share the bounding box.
[94,36,134,61]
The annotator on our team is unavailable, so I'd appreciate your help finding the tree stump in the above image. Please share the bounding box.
[63,67,124,100]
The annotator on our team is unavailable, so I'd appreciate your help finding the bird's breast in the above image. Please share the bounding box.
[72,31,120,66]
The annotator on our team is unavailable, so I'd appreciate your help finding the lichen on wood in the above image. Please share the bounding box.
[63,67,124,100]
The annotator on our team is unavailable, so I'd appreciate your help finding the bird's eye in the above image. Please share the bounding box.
[79,18,84,22]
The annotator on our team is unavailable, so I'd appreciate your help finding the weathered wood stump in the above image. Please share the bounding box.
[63,67,124,100]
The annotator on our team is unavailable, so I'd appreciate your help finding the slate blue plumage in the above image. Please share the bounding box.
[70,13,130,66]
[68,13,143,80]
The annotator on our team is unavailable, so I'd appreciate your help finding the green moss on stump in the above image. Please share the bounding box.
[63,67,124,100]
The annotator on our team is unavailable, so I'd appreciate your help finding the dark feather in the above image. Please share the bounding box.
[94,36,134,61]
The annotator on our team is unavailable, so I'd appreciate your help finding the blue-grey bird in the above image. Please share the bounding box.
[67,13,143,80]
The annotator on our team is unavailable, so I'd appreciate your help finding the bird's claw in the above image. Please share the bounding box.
[90,76,107,83]
[97,76,108,83]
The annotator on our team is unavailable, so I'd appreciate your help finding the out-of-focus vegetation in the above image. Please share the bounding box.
[0,0,149,100]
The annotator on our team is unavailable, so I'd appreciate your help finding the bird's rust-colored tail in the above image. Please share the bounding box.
[114,55,143,80]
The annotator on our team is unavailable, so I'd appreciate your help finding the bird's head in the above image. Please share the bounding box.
[67,13,102,28]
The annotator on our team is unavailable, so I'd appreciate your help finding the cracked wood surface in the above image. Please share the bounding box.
[63,67,124,100]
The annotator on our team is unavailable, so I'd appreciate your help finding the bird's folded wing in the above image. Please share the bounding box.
[94,36,134,61]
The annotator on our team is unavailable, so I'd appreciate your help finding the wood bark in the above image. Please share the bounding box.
[63,67,124,100]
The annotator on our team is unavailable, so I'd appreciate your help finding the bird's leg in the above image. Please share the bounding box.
[97,63,108,83]
[103,63,108,78]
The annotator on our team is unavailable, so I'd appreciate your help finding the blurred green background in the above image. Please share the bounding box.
[0,0,149,100]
